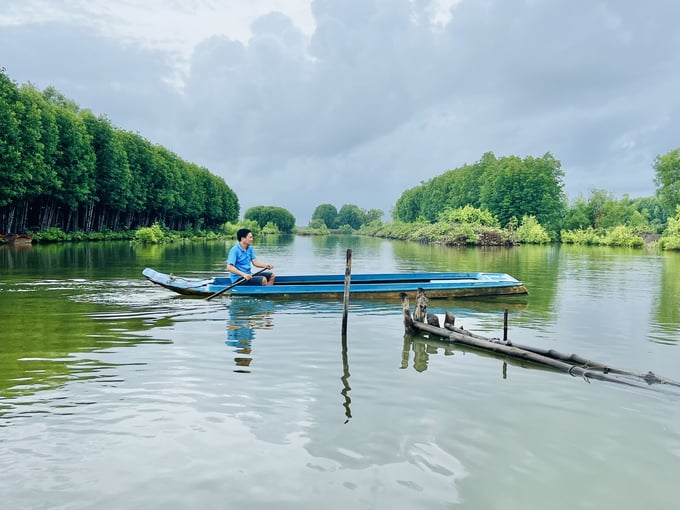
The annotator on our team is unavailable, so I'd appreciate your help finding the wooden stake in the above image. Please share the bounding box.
[341,249,352,336]
[400,292,416,334]
[503,308,508,341]
[414,288,428,322]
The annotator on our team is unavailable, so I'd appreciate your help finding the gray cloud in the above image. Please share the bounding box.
[1,0,678,223]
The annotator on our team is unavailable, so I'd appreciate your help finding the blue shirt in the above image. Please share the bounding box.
[227,242,256,282]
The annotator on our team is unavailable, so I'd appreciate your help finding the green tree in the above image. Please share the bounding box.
[631,196,667,233]
[0,69,22,209]
[336,204,364,230]
[654,148,680,215]
[49,103,96,230]
[363,208,383,224]
[480,153,565,233]
[244,206,296,233]
[82,112,132,230]
[393,186,425,222]
[659,206,680,250]
[19,85,59,204]
[563,196,591,230]
[204,172,239,227]
[1,69,240,233]
[418,154,491,221]
[311,203,338,228]
[119,131,153,226]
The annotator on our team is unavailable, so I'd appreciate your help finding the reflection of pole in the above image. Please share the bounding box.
[341,334,352,423]
[341,249,352,336]
[401,337,412,369]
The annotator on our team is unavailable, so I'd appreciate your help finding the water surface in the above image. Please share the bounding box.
[1,237,679,509]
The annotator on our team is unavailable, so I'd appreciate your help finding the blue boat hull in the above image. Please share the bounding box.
[142,267,528,299]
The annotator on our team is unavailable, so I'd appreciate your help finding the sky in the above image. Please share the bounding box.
[1,0,679,224]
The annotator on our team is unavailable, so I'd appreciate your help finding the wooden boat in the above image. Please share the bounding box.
[142,267,528,299]
[0,234,33,245]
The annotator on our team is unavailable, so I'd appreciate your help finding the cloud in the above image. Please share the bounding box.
[1,0,679,223]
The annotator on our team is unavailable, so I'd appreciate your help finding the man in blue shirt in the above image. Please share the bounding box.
[226,228,275,285]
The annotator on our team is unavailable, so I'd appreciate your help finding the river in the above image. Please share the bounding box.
[1,235,679,509]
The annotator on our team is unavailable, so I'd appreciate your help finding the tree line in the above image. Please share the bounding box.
[4,67,679,242]
[309,203,383,231]
[1,68,238,234]
[391,151,679,238]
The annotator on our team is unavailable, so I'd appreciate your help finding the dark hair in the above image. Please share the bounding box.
[236,228,252,241]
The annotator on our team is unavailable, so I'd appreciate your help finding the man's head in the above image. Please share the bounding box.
[236,228,253,243]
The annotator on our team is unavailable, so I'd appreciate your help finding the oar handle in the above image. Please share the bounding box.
[205,266,270,301]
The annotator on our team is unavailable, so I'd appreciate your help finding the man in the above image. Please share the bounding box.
[226,228,275,285]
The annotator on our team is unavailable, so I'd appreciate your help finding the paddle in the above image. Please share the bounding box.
[205,267,270,301]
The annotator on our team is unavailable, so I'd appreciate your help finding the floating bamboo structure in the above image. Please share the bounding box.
[401,289,680,389]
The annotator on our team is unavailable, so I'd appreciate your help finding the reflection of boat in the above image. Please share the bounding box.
[0,234,33,245]
[142,267,528,299]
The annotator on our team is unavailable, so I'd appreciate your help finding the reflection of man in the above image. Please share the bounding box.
[225,299,274,373]
[226,322,254,373]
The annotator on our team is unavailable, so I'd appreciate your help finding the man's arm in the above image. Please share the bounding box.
[227,263,252,279]
[252,259,274,270]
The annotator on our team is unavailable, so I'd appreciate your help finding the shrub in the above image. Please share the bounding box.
[438,205,500,227]
[261,222,280,235]
[560,227,603,245]
[659,206,680,250]
[33,227,68,243]
[475,226,510,246]
[603,225,644,247]
[223,219,260,238]
[134,222,166,244]
[337,224,355,234]
[517,215,551,244]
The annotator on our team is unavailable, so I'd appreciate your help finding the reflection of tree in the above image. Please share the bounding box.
[0,286,168,404]
[225,298,274,373]
[653,254,680,344]
[259,233,294,247]
[391,244,560,321]
[310,234,385,257]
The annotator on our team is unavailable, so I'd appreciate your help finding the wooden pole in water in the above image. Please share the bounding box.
[400,292,416,334]
[341,249,352,336]
[503,308,508,342]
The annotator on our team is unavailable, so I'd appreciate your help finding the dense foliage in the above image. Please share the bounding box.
[659,206,680,250]
[654,149,680,215]
[310,203,382,231]
[311,204,338,229]
[393,152,566,233]
[393,149,677,245]
[0,69,238,234]
[244,206,296,233]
